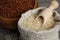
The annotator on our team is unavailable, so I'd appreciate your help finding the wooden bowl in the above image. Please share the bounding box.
[0,0,38,30]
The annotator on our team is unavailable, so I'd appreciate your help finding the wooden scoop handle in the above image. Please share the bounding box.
[49,0,59,10]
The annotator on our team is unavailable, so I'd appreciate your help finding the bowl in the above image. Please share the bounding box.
[0,0,38,30]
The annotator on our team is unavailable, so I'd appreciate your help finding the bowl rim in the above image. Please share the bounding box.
[34,0,38,8]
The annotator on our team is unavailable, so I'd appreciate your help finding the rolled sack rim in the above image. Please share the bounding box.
[18,7,60,33]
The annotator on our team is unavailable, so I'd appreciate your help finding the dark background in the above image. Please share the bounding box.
[0,0,60,40]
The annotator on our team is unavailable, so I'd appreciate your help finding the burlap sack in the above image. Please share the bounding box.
[18,7,60,40]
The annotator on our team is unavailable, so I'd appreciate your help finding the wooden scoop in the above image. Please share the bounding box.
[36,0,59,20]
[35,0,59,30]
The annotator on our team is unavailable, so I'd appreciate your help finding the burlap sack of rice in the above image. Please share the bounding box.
[18,7,60,40]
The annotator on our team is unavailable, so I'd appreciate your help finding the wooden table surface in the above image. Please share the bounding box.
[0,0,60,40]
